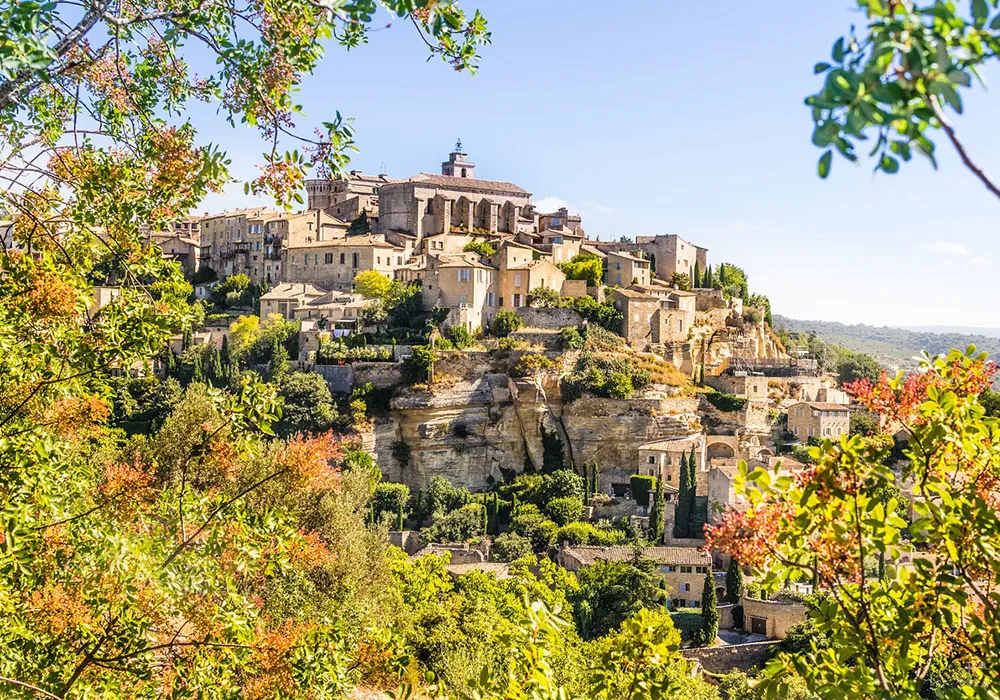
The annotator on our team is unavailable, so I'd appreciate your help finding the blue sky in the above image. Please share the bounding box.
[195,1,1000,328]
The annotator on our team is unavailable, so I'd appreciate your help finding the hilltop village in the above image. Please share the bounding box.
[108,142,871,650]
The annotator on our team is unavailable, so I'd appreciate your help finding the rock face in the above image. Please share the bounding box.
[373,371,700,492]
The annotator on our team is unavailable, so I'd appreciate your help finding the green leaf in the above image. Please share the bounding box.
[973,0,988,25]
[880,155,900,173]
[814,62,831,74]
[832,37,845,63]
[818,150,833,179]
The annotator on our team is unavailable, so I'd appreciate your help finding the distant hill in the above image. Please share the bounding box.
[773,315,1000,369]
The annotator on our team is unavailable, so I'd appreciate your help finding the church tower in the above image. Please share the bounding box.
[441,138,475,178]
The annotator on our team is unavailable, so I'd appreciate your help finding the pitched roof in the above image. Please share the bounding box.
[446,562,511,579]
[260,282,326,300]
[608,250,649,264]
[403,173,530,196]
[610,287,658,301]
[639,435,703,451]
[435,252,495,270]
[795,402,850,411]
[580,244,607,258]
[286,234,396,249]
[563,545,710,567]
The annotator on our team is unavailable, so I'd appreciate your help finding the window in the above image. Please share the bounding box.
[678,319,684,332]
[486,292,496,307]
[477,269,484,283]
[340,253,345,264]
[696,566,708,574]
[808,427,814,437]
[514,273,522,287]
[458,269,471,282]
[397,256,403,265]
[377,256,381,265]
[663,565,677,573]
[352,252,359,268]
[648,456,656,464]
[824,427,830,435]
[308,222,313,231]
[552,216,562,226]
[681,583,690,592]
[291,255,296,263]
[512,293,523,307]
[324,253,333,264]
[666,473,672,481]
[691,600,701,609]
[793,426,799,436]
[680,566,692,574]
[460,294,468,305]
[797,408,803,416]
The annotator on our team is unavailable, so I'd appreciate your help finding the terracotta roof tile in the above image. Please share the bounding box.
[564,545,710,567]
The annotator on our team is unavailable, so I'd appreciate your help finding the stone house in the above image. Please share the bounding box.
[557,545,712,610]
[707,456,807,525]
[742,596,808,639]
[537,206,584,235]
[787,401,850,441]
[609,287,659,349]
[706,372,769,400]
[377,143,534,245]
[605,251,651,287]
[283,235,403,291]
[634,233,708,281]
[199,206,278,278]
[259,282,325,320]
[148,232,199,277]
[421,252,499,333]
[489,242,568,309]
[291,290,366,335]
[637,434,705,494]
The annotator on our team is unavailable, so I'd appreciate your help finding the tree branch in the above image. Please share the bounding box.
[0,676,63,700]
[929,93,1000,202]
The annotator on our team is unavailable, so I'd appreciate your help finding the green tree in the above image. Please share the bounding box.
[648,478,665,543]
[837,351,883,385]
[372,482,411,524]
[463,240,496,257]
[491,309,524,337]
[347,211,372,236]
[269,336,289,380]
[725,558,743,605]
[675,451,691,539]
[570,559,662,640]
[686,446,699,537]
[559,253,605,287]
[353,270,393,300]
[545,496,584,526]
[420,504,486,544]
[700,571,719,646]
[274,371,337,438]
[491,532,534,562]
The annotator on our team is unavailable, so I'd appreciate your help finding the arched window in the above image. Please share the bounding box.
[461,167,467,178]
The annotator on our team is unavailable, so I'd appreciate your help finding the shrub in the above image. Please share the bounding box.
[372,482,411,522]
[491,310,524,338]
[558,326,584,350]
[510,505,559,552]
[420,504,485,544]
[463,240,495,257]
[526,286,560,308]
[513,353,554,377]
[742,308,762,324]
[445,324,473,349]
[555,522,626,546]
[536,469,584,504]
[669,611,703,642]
[426,476,471,515]
[604,371,633,399]
[630,475,656,508]
[495,337,526,351]
[435,337,454,351]
[705,389,748,412]
[731,604,744,630]
[391,440,411,469]
[545,496,583,526]
[558,253,603,287]
[490,532,533,562]
[403,344,436,383]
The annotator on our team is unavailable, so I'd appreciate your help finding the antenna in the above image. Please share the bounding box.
[379,161,387,175]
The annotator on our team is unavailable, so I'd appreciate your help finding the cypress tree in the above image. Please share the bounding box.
[191,353,204,384]
[492,493,500,534]
[482,502,488,536]
[182,328,192,350]
[584,466,592,505]
[692,261,701,290]
[675,451,691,539]
[719,263,729,286]
[687,446,699,537]
[701,571,719,646]
[164,348,177,377]
[591,462,599,497]
[220,334,230,365]
[511,494,519,517]
[725,558,743,605]
[270,338,288,380]
[208,346,223,385]
[414,490,424,528]
[648,479,665,543]
[396,502,404,531]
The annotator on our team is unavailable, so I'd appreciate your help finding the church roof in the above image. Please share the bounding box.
[405,173,530,196]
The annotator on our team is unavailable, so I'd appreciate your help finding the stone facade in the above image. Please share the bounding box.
[634,233,708,281]
[605,250,651,287]
[741,596,808,639]
[284,235,403,291]
[787,401,850,441]
[304,170,399,221]
[259,282,325,320]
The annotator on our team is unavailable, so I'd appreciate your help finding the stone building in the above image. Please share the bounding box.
[609,287,660,349]
[787,401,850,441]
[557,544,712,610]
[377,142,534,245]
[605,251,651,287]
[634,233,708,281]
[304,170,400,222]
[292,290,366,335]
[637,434,705,493]
[283,235,404,291]
[147,232,200,277]
[537,206,583,235]
[490,242,568,310]
[259,283,325,320]
[199,206,278,278]
[421,252,499,333]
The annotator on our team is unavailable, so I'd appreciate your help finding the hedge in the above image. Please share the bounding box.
[630,475,656,508]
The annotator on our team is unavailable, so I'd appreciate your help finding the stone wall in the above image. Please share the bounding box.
[388,530,422,554]
[681,640,780,674]
[742,597,808,639]
[312,361,403,394]
[515,307,584,330]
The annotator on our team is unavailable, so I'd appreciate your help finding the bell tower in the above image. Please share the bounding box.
[441,138,475,178]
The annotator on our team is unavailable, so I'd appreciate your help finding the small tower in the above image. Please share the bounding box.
[441,138,475,178]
